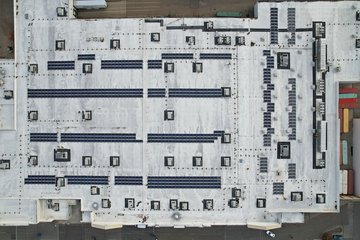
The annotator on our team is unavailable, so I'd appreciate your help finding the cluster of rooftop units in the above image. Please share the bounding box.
[0,0,358,230]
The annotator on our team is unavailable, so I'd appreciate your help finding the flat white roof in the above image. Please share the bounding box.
[0,0,358,229]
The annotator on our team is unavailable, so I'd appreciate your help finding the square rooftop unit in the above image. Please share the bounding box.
[0,0,348,230]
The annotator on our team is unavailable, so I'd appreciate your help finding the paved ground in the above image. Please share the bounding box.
[0,201,358,240]
[76,0,255,18]
[0,0,14,58]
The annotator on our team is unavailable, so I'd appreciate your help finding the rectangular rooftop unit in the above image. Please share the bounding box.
[74,0,107,9]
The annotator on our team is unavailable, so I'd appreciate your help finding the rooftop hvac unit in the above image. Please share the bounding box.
[169,199,178,210]
[91,186,100,195]
[256,198,266,208]
[0,160,10,170]
[316,194,326,204]
[56,7,67,17]
[179,201,189,211]
[151,201,160,210]
[192,62,203,73]
[82,110,92,120]
[228,199,239,208]
[4,90,13,100]
[28,156,38,166]
[74,0,107,9]
[82,63,93,74]
[47,201,60,211]
[125,198,135,209]
[221,87,231,97]
[316,40,327,72]
[164,62,174,73]
[28,111,38,121]
[54,149,71,162]
[192,156,203,166]
[28,64,38,74]
[221,156,231,167]
[232,188,241,198]
[164,156,174,167]
[151,33,160,42]
[56,177,65,187]
[204,21,214,31]
[221,133,231,144]
[55,40,65,50]
[214,36,232,46]
[110,156,120,166]
[164,110,174,120]
[290,192,303,201]
[203,199,213,210]
[82,156,92,166]
[101,199,111,208]
[186,36,195,45]
[235,36,245,46]
[110,39,120,49]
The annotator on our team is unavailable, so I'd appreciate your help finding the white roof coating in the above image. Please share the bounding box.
[0,0,358,229]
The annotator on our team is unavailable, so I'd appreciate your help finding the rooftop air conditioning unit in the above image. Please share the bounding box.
[56,7,67,17]
[82,63,92,74]
[110,39,120,49]
[28,64,38,74]
[0,160,10,170]
[55,40,65,50]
